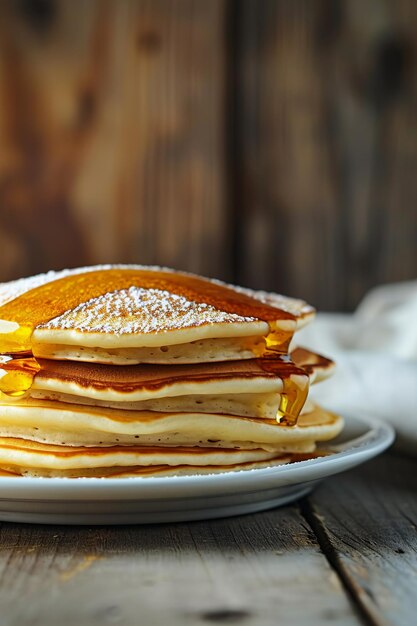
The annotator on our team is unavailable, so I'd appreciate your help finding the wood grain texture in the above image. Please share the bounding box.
[0,0,416,309]
[0,0,229,282]
[0,507,360,626]
[235,0,341,305]
[235,0,417,310]
[305,453,417,626]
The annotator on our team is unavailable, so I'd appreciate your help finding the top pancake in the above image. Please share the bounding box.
[0,265,315,364]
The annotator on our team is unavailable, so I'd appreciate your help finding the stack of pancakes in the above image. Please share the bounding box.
[0,266,342,477]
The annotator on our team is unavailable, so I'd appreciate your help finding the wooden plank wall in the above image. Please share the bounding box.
[0,0,416,311]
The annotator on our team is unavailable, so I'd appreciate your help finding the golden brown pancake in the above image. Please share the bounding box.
[0,405,343,477]
[0,398,342,450]
[0,265,341,479]
[0,265,314,366]
[26,356,308,422]
[291,347,335,383]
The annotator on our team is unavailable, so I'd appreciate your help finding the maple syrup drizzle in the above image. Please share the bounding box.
[0,355,40,398]
[259,355,309,426]
[0,268,298,400]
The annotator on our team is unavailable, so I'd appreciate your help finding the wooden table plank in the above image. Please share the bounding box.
[305,453,417,626]
[235,0,417,311]
[0,506,360,626]
[0,0,229,282]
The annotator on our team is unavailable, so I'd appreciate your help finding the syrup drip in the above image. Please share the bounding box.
[0,268,297,399]
[0,355,40,397]
[277,378,308,426]
[260,355,308,426]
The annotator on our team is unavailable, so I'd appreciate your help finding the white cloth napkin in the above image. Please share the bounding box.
[297,281,417,456]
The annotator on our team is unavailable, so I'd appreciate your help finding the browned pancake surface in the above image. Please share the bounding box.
[35,356,307,392]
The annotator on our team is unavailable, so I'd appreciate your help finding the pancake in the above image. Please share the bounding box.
[24,349,331,423]
[0,450,296,478]
[0,405,343,477]
[0,266,314,366]
[0,437,280,473]
[24,356,308,423]
[0,265,342,479]
[291,347,335,383]
[95,455,326,478]
[0,398,342,449]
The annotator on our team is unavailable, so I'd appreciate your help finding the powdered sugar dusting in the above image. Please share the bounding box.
[224,284,315,318]
[40,287,258,335]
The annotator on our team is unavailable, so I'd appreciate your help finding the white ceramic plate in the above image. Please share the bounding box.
[0,412,394,525]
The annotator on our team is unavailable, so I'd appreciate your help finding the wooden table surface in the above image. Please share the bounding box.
[0,452,415,626]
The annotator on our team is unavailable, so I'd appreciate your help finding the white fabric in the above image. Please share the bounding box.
[297,281,417,456]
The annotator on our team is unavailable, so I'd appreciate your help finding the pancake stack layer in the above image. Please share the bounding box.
[0,266,342,477]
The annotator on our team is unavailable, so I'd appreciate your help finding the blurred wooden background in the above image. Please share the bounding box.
[0,0,416,311]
